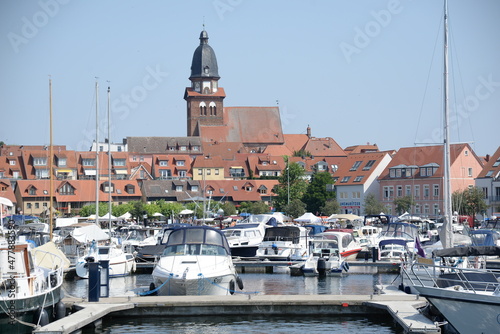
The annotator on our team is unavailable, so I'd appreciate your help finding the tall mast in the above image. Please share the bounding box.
[442,0,453,248]
[107,84,112,234]
[49,77,54,240]
[95,80,100,227]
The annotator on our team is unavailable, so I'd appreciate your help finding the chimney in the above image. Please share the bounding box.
[307,125,311,138]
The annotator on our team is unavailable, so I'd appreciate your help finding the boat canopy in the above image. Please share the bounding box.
[165,226,230,253]
[379,238,408,248]
[433,246,500,258]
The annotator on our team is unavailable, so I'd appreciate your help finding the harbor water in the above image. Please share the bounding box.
[63,267,403,333]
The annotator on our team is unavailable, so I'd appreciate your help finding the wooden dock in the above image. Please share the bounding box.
[33,292,439,334]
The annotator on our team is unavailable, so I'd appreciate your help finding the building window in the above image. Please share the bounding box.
[363,160,376,171]
[415,204,420,214]
[35,203,39,209]
[176,161,185,167]
[179,170,186,177]
[405,185,411,196]
[191,185,198,192]
[396,169,402,178]
[57,158,67,167]
[33,157,47,166]
[390,169,395,178]
[215,169,219,175]
[206,169,211,175]
[397,186,402,197]
[414,185,420,198]
[140,156,144,162]
[433,204,439,215]
[424,185,430,198]
[159,160,168,166]
[175,185,183,192]
[192,146,200,151]
[420,168,427,177]
[113,159,125,167]
[350,161,362,171]
[340,176,351,183]
[424,204,430,215]
[433,184,439,197]
[83,158,95,166]
[468,167,473,177]
[27,203,32,209]
[353,176,363,182]
[159,170,171,179]
[383,186,393,199]
[180,146,187,151]
[29,188,36,195]
[60,183,75,195]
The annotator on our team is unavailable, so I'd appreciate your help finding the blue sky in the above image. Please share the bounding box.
[1,0,499,157]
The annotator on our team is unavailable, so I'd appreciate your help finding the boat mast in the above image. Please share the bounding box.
[49,77,54,240]
[442,0,453,248]
[95,80,100,227]
[107,84,112,235]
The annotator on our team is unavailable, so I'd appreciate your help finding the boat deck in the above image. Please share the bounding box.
[33,291,439,334]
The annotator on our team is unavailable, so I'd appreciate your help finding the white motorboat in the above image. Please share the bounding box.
[0,239,67,331]
[256,225,309,261]
[376,222,419,261]
[298,231,359,276]
[150,226,243,296]
[222,222,267,258]
[75,242,135,278]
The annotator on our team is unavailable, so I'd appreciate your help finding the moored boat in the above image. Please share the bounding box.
[150,226,243,296]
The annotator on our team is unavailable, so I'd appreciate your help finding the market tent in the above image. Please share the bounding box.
[153,212,164,217]
[118,212,132,219]
[179,209,194,215]
[100,212,119,220]
[294,212,322,224]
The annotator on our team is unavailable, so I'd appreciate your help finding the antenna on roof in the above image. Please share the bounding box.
[276,100,279,105]
[203,17,205,30]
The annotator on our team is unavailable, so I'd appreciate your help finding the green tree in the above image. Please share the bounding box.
[292,149,311,158]
[364,193,387,215]
[272,158,308,211]
[284,198,306,219]
[112,202,133,218]
[129,201,147,222]
[320,199,340,216]
[220,202,237,216]
[302,172,335,215]
[393,196,415,215]
[80,202,109,217]
[452,187,488,217]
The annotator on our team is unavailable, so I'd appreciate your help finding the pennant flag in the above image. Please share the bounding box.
[414,236,426,258]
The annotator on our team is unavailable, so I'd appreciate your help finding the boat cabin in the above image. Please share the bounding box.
[162,226,231,257]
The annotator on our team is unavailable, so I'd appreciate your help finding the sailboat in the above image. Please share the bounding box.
[0,79,67,332]
[397,3,500,333]
[75,82,135,279]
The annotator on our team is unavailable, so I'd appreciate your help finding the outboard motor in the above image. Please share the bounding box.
[317,257,327,277]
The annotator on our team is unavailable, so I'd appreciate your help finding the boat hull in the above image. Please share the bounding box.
[152,254,239,296]
[0,286,63,333]
[75,256,135,278]
[413,285,500,334]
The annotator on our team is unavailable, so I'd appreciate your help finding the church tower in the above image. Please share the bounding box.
[184,30,226,137]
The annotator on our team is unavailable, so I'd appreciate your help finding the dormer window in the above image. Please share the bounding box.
[350,161,362,171]
[204,66,209,74]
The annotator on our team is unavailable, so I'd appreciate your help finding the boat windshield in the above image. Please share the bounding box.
[163,227,230,255]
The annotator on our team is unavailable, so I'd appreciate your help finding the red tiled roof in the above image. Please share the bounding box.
[477,146,500,178]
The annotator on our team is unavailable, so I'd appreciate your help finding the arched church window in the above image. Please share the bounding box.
[199,102,207,116]
[209,102,216,116]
